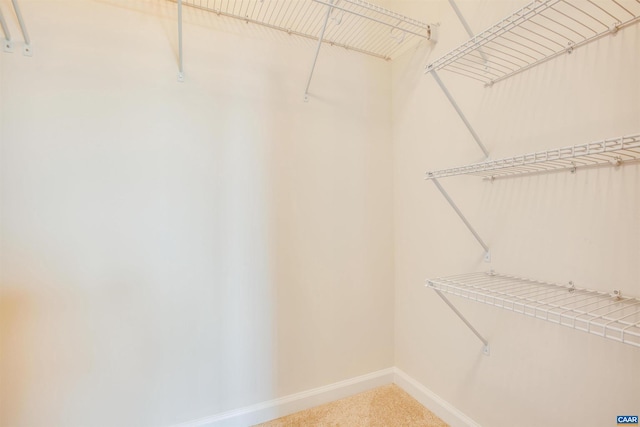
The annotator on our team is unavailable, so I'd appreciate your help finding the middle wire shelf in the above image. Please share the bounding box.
[426,133,640,180]
[427,271,640,347]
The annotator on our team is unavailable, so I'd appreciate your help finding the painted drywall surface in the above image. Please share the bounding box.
[0,28,3,426]
[391,1,640,426]
[0,1,394,426]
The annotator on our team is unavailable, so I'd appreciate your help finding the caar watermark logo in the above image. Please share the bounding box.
[618,416,639,424]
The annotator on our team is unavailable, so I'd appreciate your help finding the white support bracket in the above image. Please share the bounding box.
[447,0,488,65]
[304,1,334,102]
[428,70,489,159]
[10,0,31,56]
[0,6,13,53]
[177,0,184,82]
[430,177,491,262]
[430,286,490,356]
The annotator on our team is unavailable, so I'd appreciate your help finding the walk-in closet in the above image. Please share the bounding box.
[1,0,638,426]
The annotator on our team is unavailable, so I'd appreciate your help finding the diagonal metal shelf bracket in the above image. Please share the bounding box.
[1,0,31,55]
[428,177,491,262]
[304,1,334,102]
[428,70,489,158]
[177,0,184,82]
[429,284,490,355]
[0,6,13,52]
[447,0,488,65]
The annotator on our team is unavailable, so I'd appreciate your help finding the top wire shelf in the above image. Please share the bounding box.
[426,0,640,85]
[426,134,640,180]
[180,0,432,60]
[427,271,640,348]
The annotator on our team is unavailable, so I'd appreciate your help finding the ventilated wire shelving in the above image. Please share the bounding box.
[180,0,432,60]
[426,0,640,85]
[427,271,640,347]
[426,134,640,180]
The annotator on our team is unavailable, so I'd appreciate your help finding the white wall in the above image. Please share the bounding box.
[0,1,394,426]
[392,1,640,426]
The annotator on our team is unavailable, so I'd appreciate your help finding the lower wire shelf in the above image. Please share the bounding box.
[426,271,640,348]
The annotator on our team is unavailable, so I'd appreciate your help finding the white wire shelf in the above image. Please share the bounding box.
[427,271,640,348]
[180,0,432,60]
[425,134,640,180]
[426,0,640,85]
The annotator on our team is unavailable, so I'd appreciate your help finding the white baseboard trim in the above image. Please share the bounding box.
[172,367,395,427]
[172,367,480,427]
[393,367,481,427]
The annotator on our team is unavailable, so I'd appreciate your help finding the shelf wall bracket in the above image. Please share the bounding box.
[177,0,184,82]
[10,0,30,56]
[304,0,334,102]
[430,177,490,262]
[430,286,490,355]
[447,0,488,65]
[0,6,13,53]
[429,70,489,158]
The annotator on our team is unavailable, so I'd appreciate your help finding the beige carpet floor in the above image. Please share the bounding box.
[254,384,449,427]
